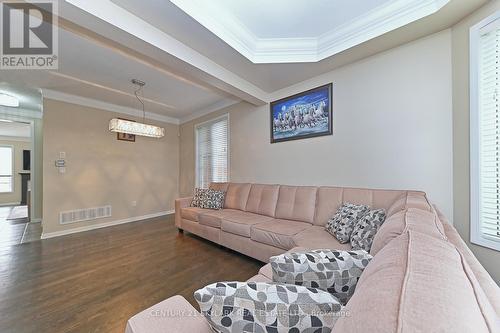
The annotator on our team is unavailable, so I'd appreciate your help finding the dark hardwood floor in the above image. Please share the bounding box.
[0,206,42,249]
[0,215,262,333]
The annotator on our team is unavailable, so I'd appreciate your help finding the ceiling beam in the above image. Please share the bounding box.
[59,0,269,106]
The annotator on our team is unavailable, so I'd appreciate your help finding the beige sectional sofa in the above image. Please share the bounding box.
[127,182,500,333]
[174,183,430,261]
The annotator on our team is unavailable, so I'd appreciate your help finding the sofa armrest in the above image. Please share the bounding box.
[387,191,432,217]
[125,295,211,333]
[175,197,193,228]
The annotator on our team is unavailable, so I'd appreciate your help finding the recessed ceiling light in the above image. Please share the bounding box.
[0,93,19,108]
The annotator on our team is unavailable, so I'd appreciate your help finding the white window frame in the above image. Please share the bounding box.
[194,113,230,188]
[0,145,14,194]
[470,11,500,251]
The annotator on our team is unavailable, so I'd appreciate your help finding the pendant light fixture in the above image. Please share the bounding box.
[109,79,165,138]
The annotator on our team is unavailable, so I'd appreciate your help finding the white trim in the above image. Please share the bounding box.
[0,107,42,119]
[180,99,240,124]
[0,145,14,194]
[0,118,39,222]
[195,113,230,188]
[0,136,31,142]
[170,0,449,63]
[43,90,180,125]
[0,202,20,207]
[41,210,174,239]
[470,11,500,252]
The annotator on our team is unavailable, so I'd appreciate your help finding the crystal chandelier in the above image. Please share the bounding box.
[109,79,165,138]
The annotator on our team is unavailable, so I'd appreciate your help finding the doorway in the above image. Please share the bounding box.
[0,119,41,247]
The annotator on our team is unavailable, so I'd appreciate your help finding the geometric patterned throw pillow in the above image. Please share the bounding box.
[194,281,344,333]
[350,209,386,252]
[191,188,208,207]
[270,249,373,305]
[325,203,370,243]
[198,189,226,210]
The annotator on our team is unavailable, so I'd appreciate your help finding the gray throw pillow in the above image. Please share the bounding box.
[198,189,226,210]
[350,209,386,252]
[325,203,370,243]
[191,188,208,207]
[194,281,344,333]
[270,249,373,305]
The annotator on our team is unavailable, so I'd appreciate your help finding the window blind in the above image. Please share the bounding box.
[478,23,500,243]
[196,116,228,189]
[0,146,13,193]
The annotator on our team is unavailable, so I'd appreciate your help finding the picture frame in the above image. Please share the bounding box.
[116,118,136,142]
[270,83,333,143]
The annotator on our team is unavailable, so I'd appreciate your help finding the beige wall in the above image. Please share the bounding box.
[0,139,31,205]
[180,30,454,220]
[452,0,500,284]
[42,99,179,235]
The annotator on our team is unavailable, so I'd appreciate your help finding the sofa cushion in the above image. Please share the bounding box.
[333,230,499,333]
[275,185,318,223]
[370,208,446,255]
[245,184,280,217]
[325,203,370,243]
[314,187,344,226]
[224,183,251,210]
[199,209,240,228]
[386,191,432,216]
[314,187,409,226]
[126,295,212,333]
[292,226,353,251]
[441,217,500,316]
[350,209,386,252]
[220,211,274,237]
[245,274,272,283]
[270,249,373,305]
[209,182,229,192]
[251,219,311,250]
[181,207,207,222]
[194,281,344,333]
[258,264,273,280]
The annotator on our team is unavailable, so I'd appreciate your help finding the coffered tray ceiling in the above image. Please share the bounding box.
[169,0,450,63]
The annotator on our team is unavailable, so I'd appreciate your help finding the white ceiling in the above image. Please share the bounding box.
[0,26,237,122]
[0,0,490,123]
[215,0,389,39]
[107,0,487,92]
[0,121,31,138]
[0,83,42,114]
[168,0,450,63]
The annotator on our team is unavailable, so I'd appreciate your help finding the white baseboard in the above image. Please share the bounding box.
[0,202,21,207]
[41,210,174,239]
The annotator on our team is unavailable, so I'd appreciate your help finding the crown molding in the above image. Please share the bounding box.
[42,90,180,125]
[170,0,449,64]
